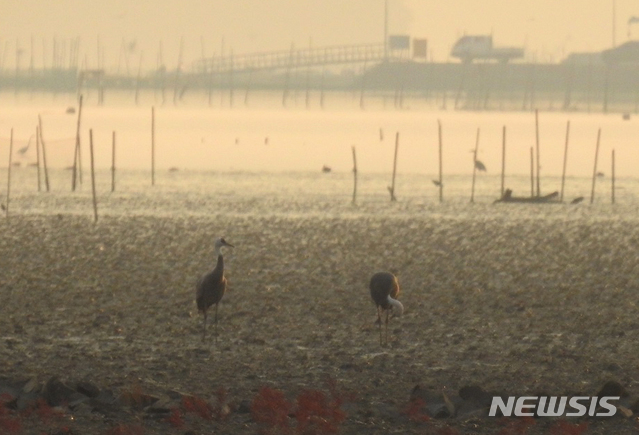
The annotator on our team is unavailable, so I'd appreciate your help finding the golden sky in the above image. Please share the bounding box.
[0,0,636,70]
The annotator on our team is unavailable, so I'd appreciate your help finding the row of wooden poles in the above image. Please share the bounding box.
[4,96,159,222]
[3,105,617,222]
[350,110,616,205]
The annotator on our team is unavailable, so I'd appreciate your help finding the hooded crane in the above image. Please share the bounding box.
[196,237,234,341]
[369,271,404,345]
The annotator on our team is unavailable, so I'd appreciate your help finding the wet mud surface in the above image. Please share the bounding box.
[2,210,639,433]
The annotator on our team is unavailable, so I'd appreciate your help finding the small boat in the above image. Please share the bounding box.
[495,188,560,204]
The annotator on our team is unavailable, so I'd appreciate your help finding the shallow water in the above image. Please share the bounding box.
[1,91,639,177]
[3,166,639,223]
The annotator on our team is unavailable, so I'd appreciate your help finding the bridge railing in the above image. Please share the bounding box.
[192,43,399,74]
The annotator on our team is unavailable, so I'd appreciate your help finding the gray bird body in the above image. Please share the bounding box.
[196,254,227,313]
[196,237,233,341]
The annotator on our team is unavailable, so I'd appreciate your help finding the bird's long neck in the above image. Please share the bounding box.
[387,295,404,316]
[214,253,224,272]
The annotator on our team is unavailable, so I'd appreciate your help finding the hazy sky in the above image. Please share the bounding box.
[0,0,636,71]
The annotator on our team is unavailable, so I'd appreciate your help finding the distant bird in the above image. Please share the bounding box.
[432,180,442,187]
[597,172,605,178]
[369,272,404,345]
[322,165,332,173]
[379,128,384,142]
[0,204,5,211]
[474,160,487,171]
[264,137,269,145]
[571,196,585,204]
[196,237,234,342]
[17,134,34,156]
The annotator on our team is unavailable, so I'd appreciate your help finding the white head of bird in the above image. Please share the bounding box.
[214,237,234,256]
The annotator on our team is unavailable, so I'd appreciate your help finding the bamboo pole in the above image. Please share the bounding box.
[500,126,506,198]
[89,129,98,223]
[151,106,155,186]
[470,127,480,203]
[535,109,541,196]
[229,50,235,108]
[72,94,83,191]
[319,69,325,109]
[359,58,368,110]
[388,132,399,201]
[135,53,143,105]
[244,70,253,107]
[111,131,116,192]
[36,126,41,192]
[173,37,184,105]
[5,129,13,218]
[38,115,50,192]
[612,149,616,204]
[351,146,357,205]
[590,128,602,204]
[560,121,570,202]
[207,54,215,107]
[438,120,443,202]
[282,43,294,107]
[530,147,534,197]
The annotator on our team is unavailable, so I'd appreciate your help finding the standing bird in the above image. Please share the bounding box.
[196,237,234,342]
[369,271,404,345]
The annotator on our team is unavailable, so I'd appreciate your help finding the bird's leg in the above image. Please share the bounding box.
[377,307,383,345]
[214,303,219,344]
[385,309,390,346]
[202,311,207,342]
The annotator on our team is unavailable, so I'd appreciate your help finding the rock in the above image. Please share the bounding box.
[76,381,101,398]
[237,399,251,414]
[15,390,39,410]
[119,390,160,411]
[88,389,122,415]
[597,381,629,398]
[43,377,87,408]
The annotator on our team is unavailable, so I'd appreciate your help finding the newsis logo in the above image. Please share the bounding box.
[489,396,620,417]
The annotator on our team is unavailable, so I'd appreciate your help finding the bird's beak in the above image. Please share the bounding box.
[223,241,235,248]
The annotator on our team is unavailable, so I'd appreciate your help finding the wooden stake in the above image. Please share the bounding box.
[388,132,399,201]
[351,146,357,205]
[5,129,13,218]
[535,109,541,196]
[38,115,50,192]
[72,94,83,191]
[89,129,98,223]
[560,121,570,202]
[111,131,116,192]
[151,106,155,186]
[438,121,443,202]
[35,126,41,192]
[530,147,534,197]
[470,127,480,203]
[612,149,616,204]
[590,128,601,204]
[500,126,506,198]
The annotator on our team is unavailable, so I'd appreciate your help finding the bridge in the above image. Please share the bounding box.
[191,43,407,74]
